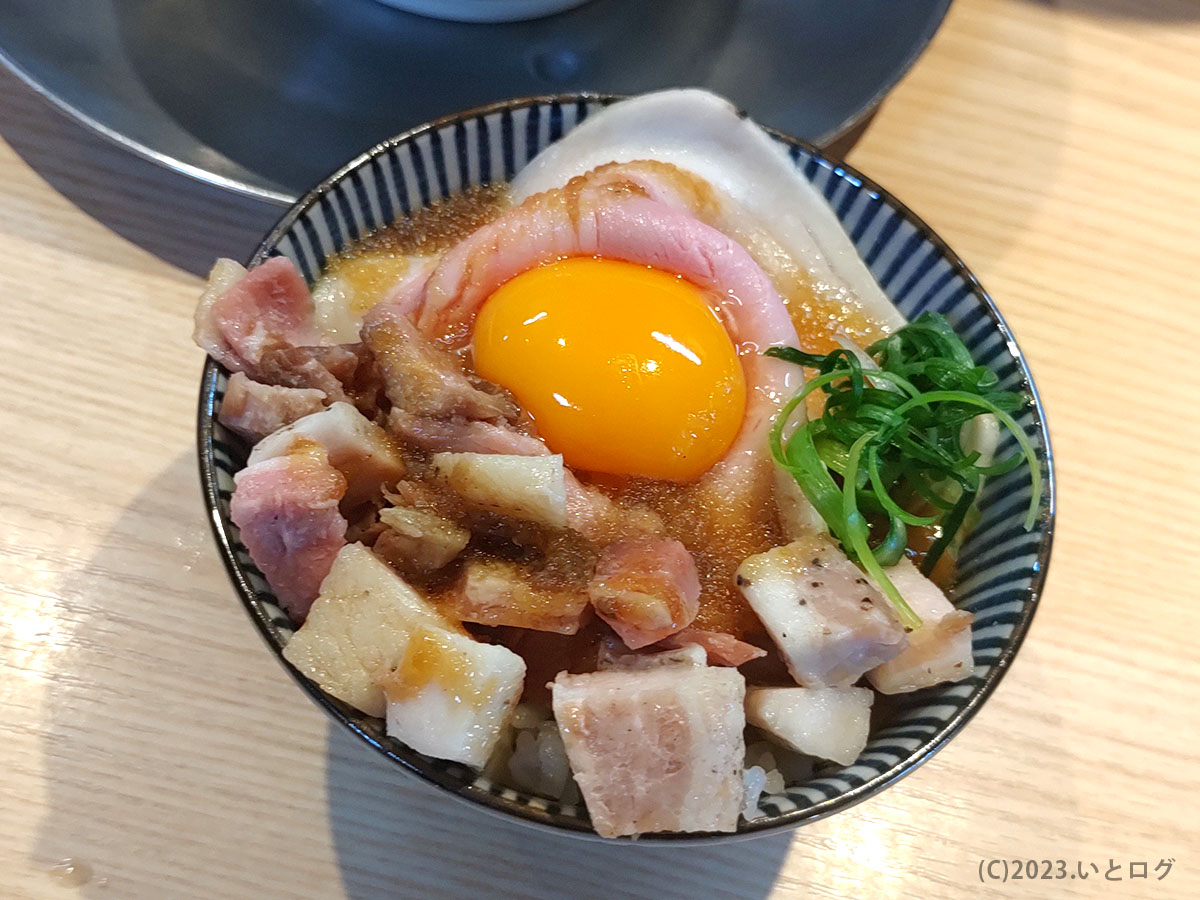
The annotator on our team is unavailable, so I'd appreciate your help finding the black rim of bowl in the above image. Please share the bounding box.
[196,92,1056,842]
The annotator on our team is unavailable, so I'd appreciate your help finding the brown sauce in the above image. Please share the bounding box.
[336,183,509,259]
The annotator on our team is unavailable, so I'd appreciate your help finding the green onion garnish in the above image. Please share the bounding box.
[766,312,1041,627]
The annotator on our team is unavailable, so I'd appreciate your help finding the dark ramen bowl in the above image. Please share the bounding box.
[197,94,1055,841]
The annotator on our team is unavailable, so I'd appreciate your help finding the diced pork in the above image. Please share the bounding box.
[658,627,767,667]
[868,558,974,694]
[587,538,700,649]
[551,666,746,837]
[388,410,550,456]
[363,314,515,420]
[230,439,347,619]
[282,543,447,716]
[386,412,663,541]
[736,535,907,687]
[255,343,361,405]
[193,258,247,366]
[249,402,406,510]
[218,372,327,443]
[745,686,873,766]
[194,256,324,375]
[596,640,707,671]
[377,625,526,768]
[445,559,591,634]
[431,452,567,529]
[283,543,524,767]
[373,505,470,579]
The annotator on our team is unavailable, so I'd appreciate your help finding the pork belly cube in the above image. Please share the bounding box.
[250,402,406,509]
[431,452,567,528]
[376,626,525,768]
[587,538,700,649]
[375,505,470,577]
[281,543,448,717]
[218,372,327,443]
[445,560,590,634]
[229,439,347,620]
[736,535,907,687]
[745,686,873,766]
[867,558,974,694]
[551,666,746,837]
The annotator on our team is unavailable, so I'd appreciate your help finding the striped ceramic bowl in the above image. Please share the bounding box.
[197,94,1055,841]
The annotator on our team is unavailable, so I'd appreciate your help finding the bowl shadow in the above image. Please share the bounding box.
[324,726,793,900]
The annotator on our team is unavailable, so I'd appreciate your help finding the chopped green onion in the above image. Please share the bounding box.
[765,312,1042,622]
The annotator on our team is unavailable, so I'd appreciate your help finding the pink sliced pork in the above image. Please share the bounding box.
[194,256,325,376]
[218,372,327,443]
[587,538,701,649]
[229,439,348,620]
[551,665,746,837]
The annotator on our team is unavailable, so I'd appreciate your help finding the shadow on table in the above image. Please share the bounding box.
[0,65,279,276]
[324,728,793,900]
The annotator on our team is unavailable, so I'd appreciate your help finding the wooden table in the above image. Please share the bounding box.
[2,1,1197,897]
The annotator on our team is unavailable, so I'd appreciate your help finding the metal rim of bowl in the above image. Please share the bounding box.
[197,91,1055,842]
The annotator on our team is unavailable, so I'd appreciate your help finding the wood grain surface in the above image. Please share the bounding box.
[2,1,1198,897]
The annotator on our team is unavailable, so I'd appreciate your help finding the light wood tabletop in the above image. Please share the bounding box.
[2,0,1198,897]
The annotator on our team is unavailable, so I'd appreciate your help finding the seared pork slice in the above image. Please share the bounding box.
[373,505,470,579]
[445,560,590,634]
[363,315,514,421]
[867,559,974,694]
[745,686,873,766]
[377,625,526,768]
[736,535,907,687]
[282,544,446,716]
[587,539,700,649]
[193,256,324,375]
[431,452,567,528]
[658,627,767,667]
[551,666,746,837]
[249,403,406,510]
[218,372,327,443]
[230,439,347,619]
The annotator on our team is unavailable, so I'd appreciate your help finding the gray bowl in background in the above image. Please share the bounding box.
[0,0,950,205]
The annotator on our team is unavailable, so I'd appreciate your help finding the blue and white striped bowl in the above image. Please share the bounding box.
[198,95,1055,841]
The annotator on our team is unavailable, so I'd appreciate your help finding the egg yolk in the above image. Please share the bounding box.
[472,257,746,481]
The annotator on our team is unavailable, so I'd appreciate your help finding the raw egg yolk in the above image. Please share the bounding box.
[472,257,746,481]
